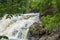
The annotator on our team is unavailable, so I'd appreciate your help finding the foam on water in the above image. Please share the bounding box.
[0,13,39,40]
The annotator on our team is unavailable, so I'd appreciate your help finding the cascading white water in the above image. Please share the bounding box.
[0,13,39,40]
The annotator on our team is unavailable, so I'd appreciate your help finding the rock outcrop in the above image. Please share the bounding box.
[28,22,60,40]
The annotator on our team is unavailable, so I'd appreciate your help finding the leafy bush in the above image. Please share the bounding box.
[0,0,57,16]
[0,0,60,32]
[41,0,60,32]
[0,0,30,17]
[41,13,60,32]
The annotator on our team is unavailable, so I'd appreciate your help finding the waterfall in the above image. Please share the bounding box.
[0,13,39,40]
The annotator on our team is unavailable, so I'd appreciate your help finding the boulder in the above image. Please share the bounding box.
[27,22,60,40]
[27,22,46,40]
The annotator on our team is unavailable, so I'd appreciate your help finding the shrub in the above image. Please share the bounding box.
[41,13,60,32]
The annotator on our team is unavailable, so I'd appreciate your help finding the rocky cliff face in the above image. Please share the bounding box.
[27,22,60,40]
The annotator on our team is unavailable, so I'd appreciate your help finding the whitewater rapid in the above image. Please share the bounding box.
[0,13,39,40]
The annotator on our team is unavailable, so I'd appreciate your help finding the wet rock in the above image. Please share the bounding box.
[0,36,8,39]
[0,36,8,40]
[27,22,46,40]
[39,34,60,40]
[28,22,60,40]
[39,36,46,40]
[30,22,46,36]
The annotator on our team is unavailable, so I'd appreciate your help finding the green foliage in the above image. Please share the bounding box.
[41,13,60,32]
[0,0,30,17]
[56,0,60,12]
[0,0,60,32]
[40,0,60,32]
[0,0,57,16]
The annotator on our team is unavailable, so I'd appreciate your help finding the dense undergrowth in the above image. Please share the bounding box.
[41,13,60,32]
[0,0,60,33]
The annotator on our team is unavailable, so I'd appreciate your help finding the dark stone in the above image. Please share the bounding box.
[0,36,8,39]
